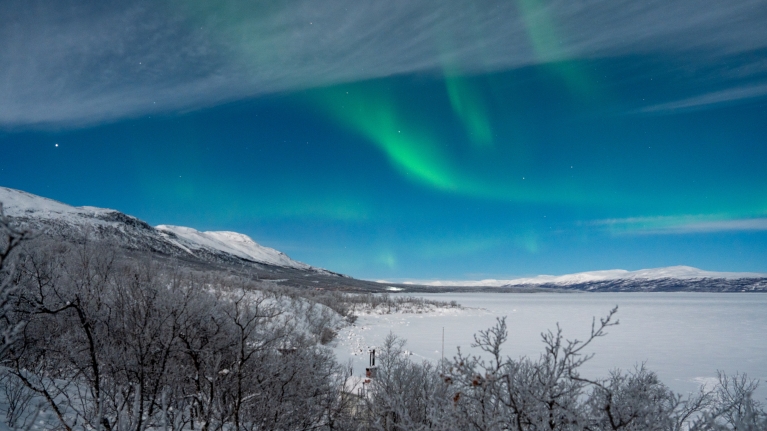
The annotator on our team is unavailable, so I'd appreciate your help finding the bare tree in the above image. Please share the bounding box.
[6,230,764,431]
[360,307,765,431]
[0,203,31,356]
[364,332,449,431]
[688,372,767,431]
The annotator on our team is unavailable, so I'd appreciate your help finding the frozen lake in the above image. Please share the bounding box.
[333,292,767,399]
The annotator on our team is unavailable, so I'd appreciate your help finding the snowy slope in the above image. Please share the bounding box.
[156,225,311,270]
[0,186,318,271]
[0,186,116,222]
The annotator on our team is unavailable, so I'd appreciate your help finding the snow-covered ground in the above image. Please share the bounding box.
[332,292,767,399]
[335,302,469,364]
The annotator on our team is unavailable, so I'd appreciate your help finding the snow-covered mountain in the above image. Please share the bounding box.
[4,186,765,292]
[519,265,767,291]
[507,266,767,285]
[406,266,767,287]
[402,266,767,292]
[0,186,320,272]
[155,225,311,270]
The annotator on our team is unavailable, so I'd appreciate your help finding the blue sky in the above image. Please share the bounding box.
[1,0,766,280]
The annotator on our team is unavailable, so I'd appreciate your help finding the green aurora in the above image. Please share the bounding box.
[1,0,766,279]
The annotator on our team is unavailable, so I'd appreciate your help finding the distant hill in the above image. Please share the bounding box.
[0,186,386,292]
[3,186,765,293]
[395,266,767,292]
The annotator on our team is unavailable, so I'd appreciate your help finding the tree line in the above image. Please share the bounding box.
[1,207,765,430]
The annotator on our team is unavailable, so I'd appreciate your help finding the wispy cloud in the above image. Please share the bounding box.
[592,215,767,235]
[638,83,767,114]
[2,0,767,127]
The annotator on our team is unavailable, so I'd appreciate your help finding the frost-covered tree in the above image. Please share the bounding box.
[0,203,30,356]
[2,240,357,430]
[2,229,765,431]
[363,308,766,431]
[363,332,449,431]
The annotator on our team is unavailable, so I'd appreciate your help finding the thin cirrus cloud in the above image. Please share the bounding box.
[637,83,767,114]
[592,216,767,235]
[1,0,767,128]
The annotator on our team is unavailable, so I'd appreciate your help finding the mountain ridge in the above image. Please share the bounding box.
[0,186,325,273]
[398,266,767,288]
[3,186,766,293]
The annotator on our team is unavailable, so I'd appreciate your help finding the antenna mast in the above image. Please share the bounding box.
[441,327,444,364]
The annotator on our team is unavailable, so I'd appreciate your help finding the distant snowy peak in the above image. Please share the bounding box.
[1,186,320,272]
[156,225,311,270]
[407,266,767,287]
[501,266,766,286]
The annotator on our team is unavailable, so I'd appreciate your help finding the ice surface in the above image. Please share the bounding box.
[333,292,767,399]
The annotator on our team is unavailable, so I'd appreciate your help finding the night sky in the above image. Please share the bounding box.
[1,1,766,280]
